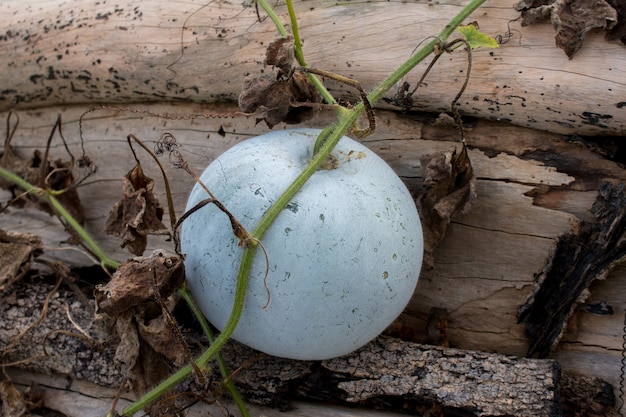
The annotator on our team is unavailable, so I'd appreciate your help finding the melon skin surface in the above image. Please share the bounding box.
[181,128,423,360]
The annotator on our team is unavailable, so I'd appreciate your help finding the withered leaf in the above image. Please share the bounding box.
[1,152,85,233]
[114,310,176,415]
[265,36,295,76]
[239,70,321,128]
[1,113,86,243]
[104,163,170,256]
[516,3,553,26]
[28,154,86,241]
[98,252,186,413]
[114,310,141,372]
[417,145,476,269]
[137,310,188,366]
[239,37,321,128]
[95,250,185,317]
[0,229,43,292]
[0,142,30,193]
[553,0,617,58]
[516,0,553,8]
[515,0,619,58]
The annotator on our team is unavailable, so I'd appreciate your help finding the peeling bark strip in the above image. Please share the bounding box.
[223,336,561,417]
[519,181,626,358]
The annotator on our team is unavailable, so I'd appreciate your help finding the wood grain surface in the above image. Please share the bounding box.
[0,0,625,135]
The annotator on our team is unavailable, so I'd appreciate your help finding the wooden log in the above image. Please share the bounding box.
[0,103,625,406]
[6,369,409,417]
[222,336,562,417]
[519,181,626,358]
[0,279,561,417]
[0,0,624,136]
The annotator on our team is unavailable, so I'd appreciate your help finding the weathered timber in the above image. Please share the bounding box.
[519,181,626,358]
[0,279,561,417]
[559,372,618,417]
[0,0,625,136]
[6,368,411,417]
[0,103,625,400]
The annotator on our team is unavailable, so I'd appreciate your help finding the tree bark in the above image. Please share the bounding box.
[1,279,562,417]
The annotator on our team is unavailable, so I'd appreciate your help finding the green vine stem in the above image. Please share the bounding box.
[122,246,255,415]
[256,0,337,106]
[0,166,121,270]
[256,0,287,38]
[285,0,306,66]
[123,0,487,414]
[178,286,250,417]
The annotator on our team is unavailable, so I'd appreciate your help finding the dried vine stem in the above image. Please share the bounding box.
[161,133,273,309]
[392,36,472,145]
[299,67,376,139]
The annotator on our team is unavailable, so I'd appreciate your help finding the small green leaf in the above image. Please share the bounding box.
[458,24,499,49]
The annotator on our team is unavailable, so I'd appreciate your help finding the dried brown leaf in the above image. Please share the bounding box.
[137,309,187,366]
[238,37,321,128]
[114,310,141,372]
[417,146,476,268]
[28,155,86,241]
[265,36,295,76]
[516,0,553,7]
[104,163,170,256]
[1,114,86,243]
[553,0,617,58]
[94,250,184,317]
[0,229,43,292]
[98,251,186,410]
[0,150,85,223]
[239,70,321,128]
[516,0,554,26]
[114,310,175,415]
[0,149,30,193]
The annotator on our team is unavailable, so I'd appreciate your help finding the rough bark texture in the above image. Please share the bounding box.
[224,337,562,417]
[1,279,562,417]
